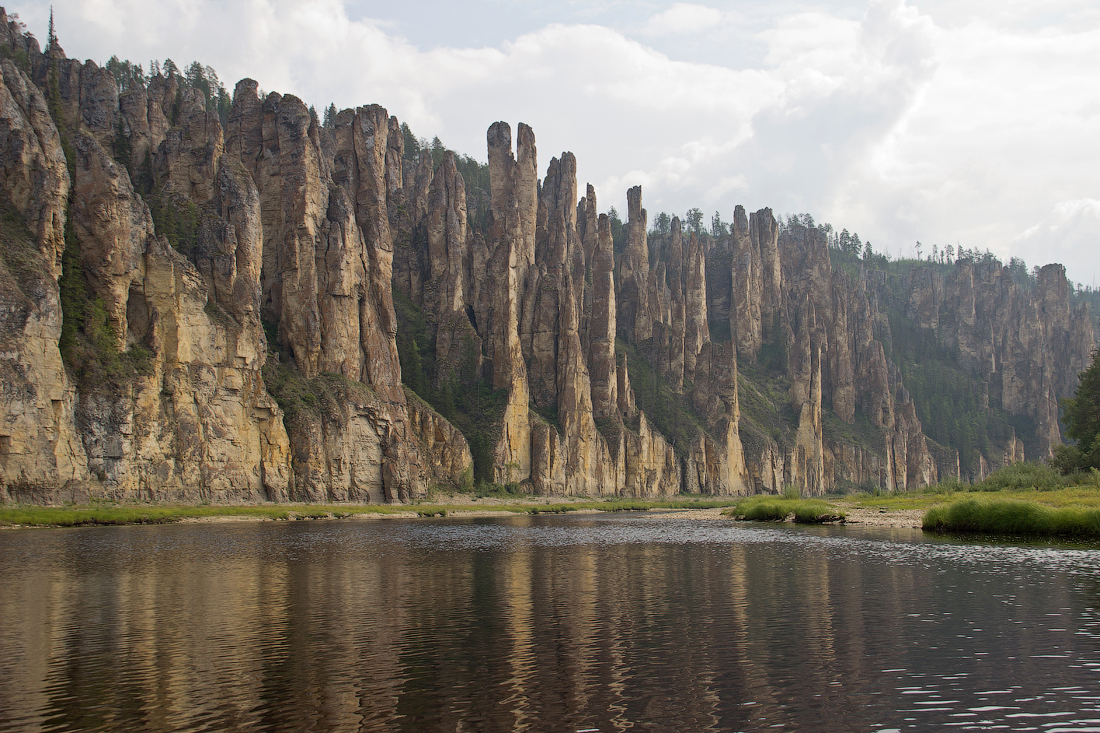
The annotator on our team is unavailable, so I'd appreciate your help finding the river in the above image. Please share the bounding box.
[1,512,1099,732]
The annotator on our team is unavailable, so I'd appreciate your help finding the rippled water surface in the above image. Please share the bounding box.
[2,513,1100,732]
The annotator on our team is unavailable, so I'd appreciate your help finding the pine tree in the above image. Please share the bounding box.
[1054,349,1100,472]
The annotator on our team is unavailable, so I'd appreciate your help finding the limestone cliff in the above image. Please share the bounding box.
[904,259,1095,466]
[0,15,466,503]
[0,11,1092,503]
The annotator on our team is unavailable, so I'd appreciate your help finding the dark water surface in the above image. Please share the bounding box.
[2,513,1100,732]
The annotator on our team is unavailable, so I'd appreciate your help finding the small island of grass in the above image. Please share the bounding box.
[723,489,846,524]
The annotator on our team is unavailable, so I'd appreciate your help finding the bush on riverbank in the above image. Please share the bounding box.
[725,496,845,524]
[923,498,1100,538]
[968,461,1079,492]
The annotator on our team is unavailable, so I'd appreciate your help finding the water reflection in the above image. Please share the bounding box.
[1,514,1099,732]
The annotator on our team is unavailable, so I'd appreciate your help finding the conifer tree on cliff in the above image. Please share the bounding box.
[1053,348,1100,473]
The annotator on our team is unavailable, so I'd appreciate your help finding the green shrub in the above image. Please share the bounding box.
[971,461,1067,492]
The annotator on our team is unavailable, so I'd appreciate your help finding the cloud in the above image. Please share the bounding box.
[1012,200,1100,284]
[639,3,725,36]
[21,0,1100,279]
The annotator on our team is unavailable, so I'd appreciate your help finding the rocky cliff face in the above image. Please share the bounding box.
[0,14,465,503]
[905,260,1095,463]
[0,11,1091,503]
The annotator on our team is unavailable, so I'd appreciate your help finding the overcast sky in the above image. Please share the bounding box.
[12,0,1100,284]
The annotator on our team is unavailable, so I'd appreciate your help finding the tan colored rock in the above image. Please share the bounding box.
[391,150,434,305]
[385,115,403,197]
[524,153,578,409]
[617,185,651,343]
[159,87,223,204]
[70,130,154,349]
[352,106,402,400]
[683,230,709,386]
[616,354,636,420]
[621,412,679,497]
[905,258,1095,462]
[0,60,68,278]
[665,218,686,390]
[405,391,473,490]
[425,151,474,368]
[77,60,119,153]
[77,229,292,502]
[727,206,760,357]
[480,122,535,480]
[2,12,1086,504]
[556,271,604,496]
[224,78,262,164]
[827,273,856,423]
[0,62,87,499]
[589,211,618,421]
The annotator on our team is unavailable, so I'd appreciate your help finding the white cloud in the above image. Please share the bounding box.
[18,0,1100,280]
[639,3,725,36]
[1012,200,1100,285]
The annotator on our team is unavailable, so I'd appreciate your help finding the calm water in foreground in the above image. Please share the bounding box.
[2,513,1100,732]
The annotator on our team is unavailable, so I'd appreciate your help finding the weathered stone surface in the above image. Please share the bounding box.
[480,122,534,482]
[749,222,944,493]
[159,87,223,204]
[77,60,118,153]
[588,209,617,421]
[66,129,292,501]
[406,391,472,490]
[424,151,474,369]
[0,22,437,505]
[683,230,708,386]
[0,60,68,278]
[0,13,1090,504]
[906,259,1095,461]
[0,60,86,499]
[70,130,154,349]
[617,185,651,344]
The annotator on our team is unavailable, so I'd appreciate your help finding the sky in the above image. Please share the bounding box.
[10,0,1100,284]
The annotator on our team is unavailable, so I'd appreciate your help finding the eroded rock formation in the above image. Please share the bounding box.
[905,260,1095,461]
[0,10,1093,503]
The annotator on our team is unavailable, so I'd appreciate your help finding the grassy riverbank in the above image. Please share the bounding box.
[842,463,1100,538]
[5,463,1098,536]
[922,498,1100,537]
[0,497,743,528]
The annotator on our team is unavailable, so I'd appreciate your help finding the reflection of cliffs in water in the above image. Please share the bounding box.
[0,11,1094,502]
[3,518,1099,731]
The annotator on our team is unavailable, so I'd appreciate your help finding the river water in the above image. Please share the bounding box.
[1,513,1099,732]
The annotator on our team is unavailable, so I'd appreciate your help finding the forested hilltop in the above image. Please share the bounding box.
[0,9,1095,505]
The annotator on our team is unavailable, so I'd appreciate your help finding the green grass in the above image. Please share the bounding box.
[832,462,1100,538]
[0,497,744,528]
[723,495,846,524]
[923,498,1100,538]
[0,504,411,527]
